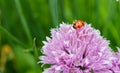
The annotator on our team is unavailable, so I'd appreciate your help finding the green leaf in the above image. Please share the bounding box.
[0,26,25,47]
[14,0,32,45]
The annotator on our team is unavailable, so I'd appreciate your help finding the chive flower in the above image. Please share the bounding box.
[39,22,119,73]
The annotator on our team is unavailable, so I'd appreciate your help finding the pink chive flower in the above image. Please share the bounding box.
[39,22,116,73]
[110,48,120,73]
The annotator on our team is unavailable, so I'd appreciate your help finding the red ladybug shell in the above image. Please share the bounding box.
[73,20,84,29]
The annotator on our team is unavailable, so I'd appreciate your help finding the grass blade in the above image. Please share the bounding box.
[0,26,25,47]
[14,0,32,45]
[48,0,58,26]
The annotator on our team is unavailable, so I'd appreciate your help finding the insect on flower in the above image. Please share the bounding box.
[39,22,118,73]
[73,20,84,29]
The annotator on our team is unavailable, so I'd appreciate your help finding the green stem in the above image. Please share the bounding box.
[0,9,1,48]
[33,37,38,59]
[33,37,39,73]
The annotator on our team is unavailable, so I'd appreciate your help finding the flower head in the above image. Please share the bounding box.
[39,22,115,73]
[110,48,120,73]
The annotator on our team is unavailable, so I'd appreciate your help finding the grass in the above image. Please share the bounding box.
[0,0,120,73]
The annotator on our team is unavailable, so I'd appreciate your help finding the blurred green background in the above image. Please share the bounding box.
[0,0,120,73]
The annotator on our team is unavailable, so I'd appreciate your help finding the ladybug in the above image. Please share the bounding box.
[73,20,84,29]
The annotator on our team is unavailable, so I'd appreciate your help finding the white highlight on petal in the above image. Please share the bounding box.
[68,29,72,33]
[56,32,60,36]
[52,51,56,54]
[98,52,102,57]
[61,52,66,56]
[55,66,61,71]
[46,36,51,41]
[85,58,89,65]
[101,46,106,52]
[109,56,116,60]
[42,41,47,45]
[64,41,69,46]
[103,61,110,64]
[55,57,59,62]
[70,54,74,58]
